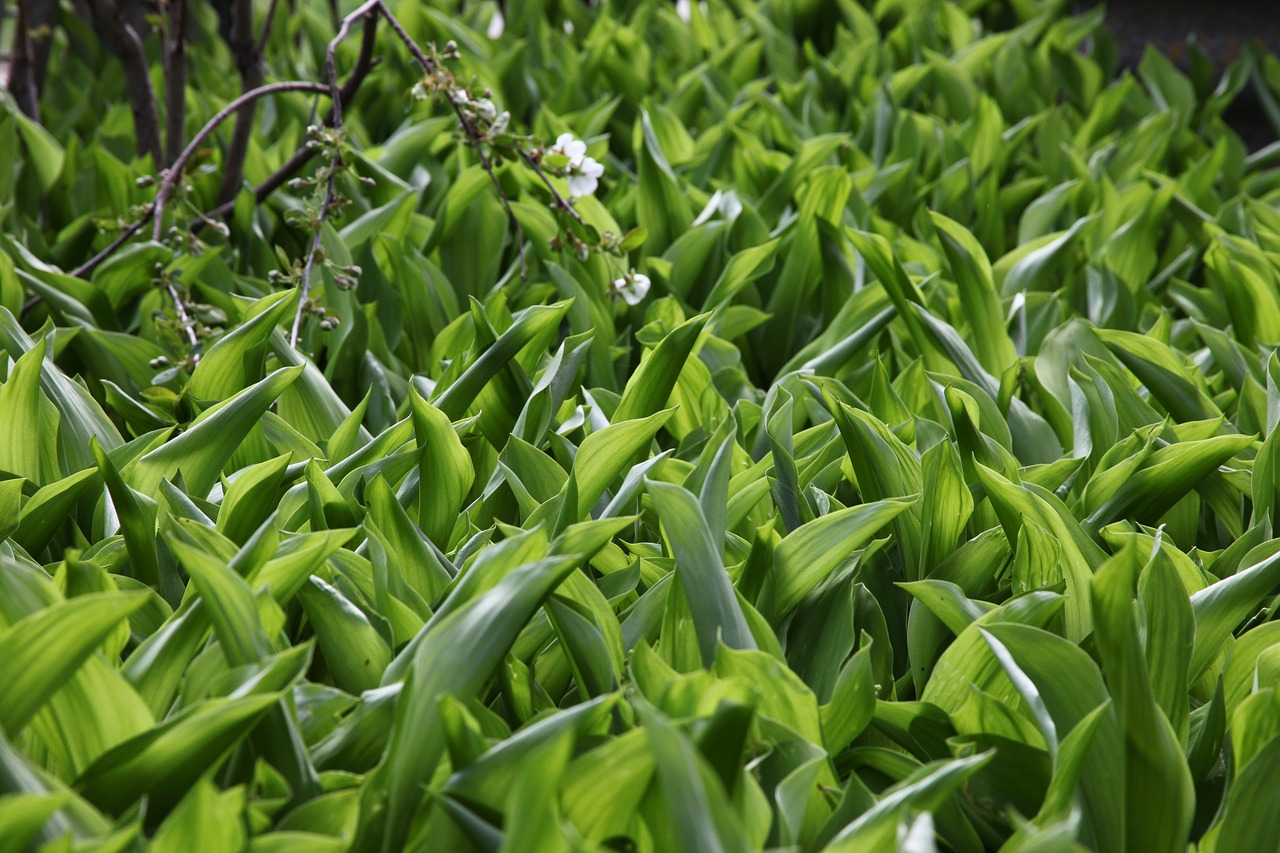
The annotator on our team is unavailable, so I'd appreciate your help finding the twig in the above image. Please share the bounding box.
[288,2,379,346]
[164,0,188,165]
[165,277,200,353]
[195,11,379,230]
[70,214,151,278]
[519,148,584,223]
[254,0,283,56]
[375,1,529,276]
[85,0,163,164]
[153,80,331,241]
[68,80,331,280]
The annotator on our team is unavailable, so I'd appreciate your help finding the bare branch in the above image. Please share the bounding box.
[519,148,585,224]
[254,0,283,56]
[164,0,188,165]
[374,1,529,274]
[7,0,39,119]
[165,277,200,353]
[215,0,265,205]
[69,213,151,278]
[153,80,331,241]
[288,1,380,346]
[199,8,379,229]
[84,0,163,164]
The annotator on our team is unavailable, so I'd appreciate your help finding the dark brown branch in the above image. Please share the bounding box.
[215,0,265,205]
[62,81,330,282]
[85,0,163,164]
[6,0,39,119]
[197,12,379,229]
[374,1,530,275]
[153,80,331,240]
[70,214,151,278]
[164,0,188,165]
[289,1,380,345]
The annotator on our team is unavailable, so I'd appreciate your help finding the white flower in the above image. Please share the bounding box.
[552,133,588,167]
[472,99,497,123]
[568,157,604,198]
[550,133,604,198]
[611,271,651,305]
[487,9,505,39]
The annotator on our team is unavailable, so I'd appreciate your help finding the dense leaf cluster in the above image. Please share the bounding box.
[3,0,1280,850]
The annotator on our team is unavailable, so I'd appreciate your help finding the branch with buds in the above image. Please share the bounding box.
[64,0,650,367]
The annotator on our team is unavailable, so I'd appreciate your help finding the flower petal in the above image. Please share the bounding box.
[568,173,598,198]
[621,274,651,305]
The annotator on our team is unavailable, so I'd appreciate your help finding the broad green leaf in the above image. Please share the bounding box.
[649,481,755,666]
[131,366,305,497]
[0,592,146,735]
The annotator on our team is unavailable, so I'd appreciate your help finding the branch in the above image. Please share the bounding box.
[374,1,530,275]
[288,1,380,346]
[197,10,379,229]
[215,0,266,205]
[67,80,333,279]
[153,81,331,241]
[165,277,200,353]
[69,214,151,278]
[164,0,188,165]
[85,0,163,164]
[6,0,39,119]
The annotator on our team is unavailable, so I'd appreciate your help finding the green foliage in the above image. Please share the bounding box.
[4,0,1280,850]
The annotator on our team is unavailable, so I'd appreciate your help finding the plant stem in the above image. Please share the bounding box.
[288,3,377,347]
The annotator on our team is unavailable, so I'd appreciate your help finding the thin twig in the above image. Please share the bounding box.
[519,148,584,223]
[69,80,331,279]
[166,278,200,352]
[254,0,283,56]
[195,11,379,230]
[375,1,529,276]
[288,1,379,346]
[70,213,151,278]
[153,80,331,241]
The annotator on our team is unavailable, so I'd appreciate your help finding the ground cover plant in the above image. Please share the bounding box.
[4,0,1280,849]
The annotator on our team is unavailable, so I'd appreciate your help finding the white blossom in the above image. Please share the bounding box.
[552,133,588,167]
[611,271,651,305]
[549,133,604,198]
[568,157,604,198]
[473,99,498,124]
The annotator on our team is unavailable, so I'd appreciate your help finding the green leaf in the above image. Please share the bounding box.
[0,337,61,484]
[188,290,298,401]
[131,366,305,497]
[75,694,279,817]
[409,389,474,547]
[298,577,392,694]
[1090,545,1194,853]
[649,481,755,666]
[0,592,146,735]
[612,313,708,425]
[771,498,915,617]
